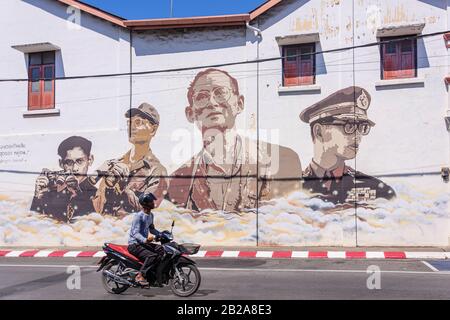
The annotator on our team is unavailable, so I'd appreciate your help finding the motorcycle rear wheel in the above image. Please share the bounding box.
[170,263,201,297]
[101,261,130,294]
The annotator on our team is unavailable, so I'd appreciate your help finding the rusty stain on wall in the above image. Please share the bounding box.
[293,7,319,32]
[383,4,410,24]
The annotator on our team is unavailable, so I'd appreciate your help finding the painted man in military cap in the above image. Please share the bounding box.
[299,86,396,204]
[92,103,169,217]
[167,68,302,212]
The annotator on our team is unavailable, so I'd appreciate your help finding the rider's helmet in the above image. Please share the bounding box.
[139,193,157,210]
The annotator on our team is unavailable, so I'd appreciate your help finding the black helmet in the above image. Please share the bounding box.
[139,193,157,209]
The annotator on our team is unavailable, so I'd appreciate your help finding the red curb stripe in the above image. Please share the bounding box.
[308,251,328,259]
[19,250,40,257]
[238,251,257,258]
[0,250,11,257]
[346,252,366,259]
[384,252,406,259]
[77,251,97,257]
[48,251,68,257]
[272,251,292,259]
[204,251,223,257]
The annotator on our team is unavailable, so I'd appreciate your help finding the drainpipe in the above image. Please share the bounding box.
[246,21,262,39]
[246,20,262,246]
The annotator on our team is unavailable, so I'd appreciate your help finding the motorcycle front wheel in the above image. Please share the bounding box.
[101,261,130,294]
[170,263,201,297]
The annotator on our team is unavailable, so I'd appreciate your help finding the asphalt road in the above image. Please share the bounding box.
[1,257,450,300]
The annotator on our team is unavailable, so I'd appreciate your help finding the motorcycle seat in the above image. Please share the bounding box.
[106,243,142,264]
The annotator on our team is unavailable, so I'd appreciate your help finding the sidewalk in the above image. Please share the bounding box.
[1,246,449,259]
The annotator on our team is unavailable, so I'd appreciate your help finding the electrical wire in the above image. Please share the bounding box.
[0,31,448,82]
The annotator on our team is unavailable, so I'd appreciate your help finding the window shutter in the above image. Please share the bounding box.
[383,42,399,79]
[283,47,299,86]
[41,65,55,108]
[299,46,314,85]
[28,66,42,110]
[400,39,415,78]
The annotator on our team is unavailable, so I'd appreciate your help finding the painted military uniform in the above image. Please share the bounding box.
[299,86,396,204]
[30,177,97,222]
[93,150,168,217]
[303,161,396,204]
[167,135,302,212]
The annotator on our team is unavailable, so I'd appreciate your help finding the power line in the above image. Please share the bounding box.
[0,30,448,83]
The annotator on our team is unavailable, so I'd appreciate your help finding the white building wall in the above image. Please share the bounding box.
[0,0,448,247]
[0,0,130,196]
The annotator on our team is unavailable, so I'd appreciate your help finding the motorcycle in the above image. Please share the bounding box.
[96,221,201,297]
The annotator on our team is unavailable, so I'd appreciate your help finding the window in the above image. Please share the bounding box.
[282,43,315,86]
[380,37,417,80]
[28,51,55,110]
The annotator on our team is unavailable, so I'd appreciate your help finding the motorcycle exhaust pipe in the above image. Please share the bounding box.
[102,270,134,286]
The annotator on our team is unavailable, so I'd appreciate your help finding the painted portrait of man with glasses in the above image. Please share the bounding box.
[30,136,97,222]
[167,68,302,212]
[300,86,396,205]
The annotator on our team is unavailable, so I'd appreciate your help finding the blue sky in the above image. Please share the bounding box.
[79,0,268,20]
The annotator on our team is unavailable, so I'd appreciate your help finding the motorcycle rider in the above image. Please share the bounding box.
[127,193,165,286]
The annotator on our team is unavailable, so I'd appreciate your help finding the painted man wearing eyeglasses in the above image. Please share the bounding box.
[92,103,169,217]
[300,86,396,204]
[30,136,97,222]
[167,68,302,212]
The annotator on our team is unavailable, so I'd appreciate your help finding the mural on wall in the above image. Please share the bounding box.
[30,136,97,221]
[167,68,302,212]
[92,103,169,217]
[0,67,448,247]
[300,86,396,205]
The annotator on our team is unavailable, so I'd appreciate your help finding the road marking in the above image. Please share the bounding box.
[406,252,447,260]
[255,251,273,258]
[190,250,206,258]
[33,250,53,258]
[63,251,82,257]
[93,252,106,258]
[1,264,450,275]
[291,251,308,258]
[328,251,346,259]
[5,251,25,257]
[222,251,239,258]
[366,252,385,259]
[421,261,439,272]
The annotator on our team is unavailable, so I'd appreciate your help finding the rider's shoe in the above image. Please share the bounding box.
[135,275,149,286]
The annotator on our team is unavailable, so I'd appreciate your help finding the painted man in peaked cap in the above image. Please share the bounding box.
[92,103,169,217]
[299,86,396,204]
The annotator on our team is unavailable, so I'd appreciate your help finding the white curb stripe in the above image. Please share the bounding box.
[1,249,448,260]
[291,251,309,258]
[327,251,346,259]
[93,251,106,258]
[33,250,54,257]
[366,252,385,259]
[222,251,240,258]
[63,251,82,257]
[405,252,447,259]
[5,251,26,257]
[190,250,207,258]
[256,251,273,258]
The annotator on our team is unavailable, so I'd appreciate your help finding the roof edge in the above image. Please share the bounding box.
[57,0,126,27]
[55,0,281,30]
[249,0,282,20]
[124,14,251,29]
